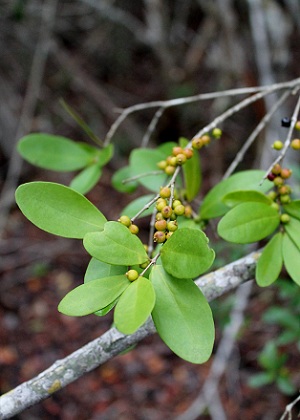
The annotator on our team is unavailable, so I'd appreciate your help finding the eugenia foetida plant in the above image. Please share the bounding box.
[15,81,300,365]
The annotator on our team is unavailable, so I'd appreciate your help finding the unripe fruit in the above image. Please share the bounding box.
[162,206,173,219]
[126,269,139,281]
[280,213,290,224]
[273,176,283,186]
[156,198,167,212]
[129,224,139,234]
[271,202,280,211]
[280,168,292,179]
[153,231,166,243]
[192,137,203,150]
[174,204,185,216]
[176,153,187,165]
[184,205,193,218]
[156,212,163,221]
[118,215,132,227]
[272,140,283,150]
[291,139,300,150]
[267,191,277,200]
[279,185,291,195]
[167,220,178,232]
[212,127,222,138]
[157,160,167,170]
[172,146,184,156]
[165,165,176,176]
[272,163,282,175]
[170,211,177,221]
[169,156,178,166]
[280,194,291,204]
[295,121,300,130]
[160,186,171,199]
[172,199,182,208]
[139,260,149,269]
[201,135,211,145]
[183,148,194,159]
[155,219,167,231]
[165,231,173,240]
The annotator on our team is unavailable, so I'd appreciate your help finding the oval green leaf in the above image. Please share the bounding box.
[114,276,156,334]
[70,164,102,195]
[112,166,138,193]
[160,228,215,279]
[200,170,273,220]
[284,216,300,250]
[15,182,107,238]
[58,275,130,316]
[256,232,283,287]
[83,221,149,266]
[217,202,280,243]
[18,133,94,171]
[283,200,300,221]
[129,148,167,192]
[84,258,126,283]
[150,265,214,364]
[223,190,272,208]
[282,234,300,286]
[121,194,155,219]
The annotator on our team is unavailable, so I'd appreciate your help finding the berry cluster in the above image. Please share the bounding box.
[157,146,194,175]
[153,187,192,244]
[272,120,300,150]
[118,215,139,235]
[267,163,292,223]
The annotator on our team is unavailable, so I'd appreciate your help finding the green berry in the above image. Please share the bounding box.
[139,260,149,269]
[129,224,139,234]
[156,212,164,221]
[184,205,193,218]
[192,137,203,150]
[162,206,173,219]
[174,204,185,216]
[280,214,290,224]
[155,219,167,231]
[126,269,139,281]
[156,198,167,212]
[201,135,211,145]
[165,231,173,240]
[153,231,166,243]
[273,176,283,186]
[272,140,283,150]
[271,202,280,211]
[118,215,132,227]
[272,164,282,175]
[267,191,277,200]
[160,186,171,199]
[157,160,167,170]
[212,127,222,139]
[172,199,182,209]
[291,139,300,150]
[165,165,176,176]
[167,220,178,232]
[176,153,187,165]
[280,194,291,204]
[295,121,300,130]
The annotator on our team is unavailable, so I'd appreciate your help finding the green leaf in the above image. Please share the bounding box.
[150,265,214,364]
[121,194,155,219]
[15,182,107,238]
[258,341,283,370]
[282,234,300,286]
[96,144,114,167]
[70,164,102,194]
[160,228,215,278]
[248,372,274,388]
[283,200,300,221]
[94,299,118,317]
[200,170,272,220]
[179,137,201,201]
[112,166,138,193]
[84,258,126,283]
[58,275,130,316]
[158,142,177,155]
[223,190,272,208]
[284,216,300,250]
[217,202,280,244]
[17,133,95,171]
[114,276,156,334]
[256,232,283,287]
[263,306,300,331]
[83,221,149,266]
[129,148,167,192]
[276,375,297,395]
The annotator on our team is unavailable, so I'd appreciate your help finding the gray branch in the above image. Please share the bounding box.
[0,250,260,419]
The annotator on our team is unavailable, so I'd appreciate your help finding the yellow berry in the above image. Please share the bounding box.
[192,138,203,150]
[153,231,166,243]
[165,165,176,176]
[172,146,184,156]
[176,153,187,165]
[291,139,300,150]
[126,269,139,281]
[155,219,167,231]
[174,204,185,216]
[118,215,132,227]
[183,148,194,159]
[212,128,222,139]
[129,224,139,234]
[160,186,171,199]
[272,140,283,150]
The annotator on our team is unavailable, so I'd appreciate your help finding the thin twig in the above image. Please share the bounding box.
[141,106,165,148]
[279,393,300,420]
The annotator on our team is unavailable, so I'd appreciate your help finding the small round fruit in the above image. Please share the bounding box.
[271,202,280,211]
[172,199,182,209]
[201,135,211,145]
[176,153,187,165]
[156,212,164,221]
[183,148,194,159]
[295,121,300,131]
[271,163,282,175]
[280,213,290,224]
[118,215,132,227]
[162,206,173,219]
[279,185,291,195]
[153,231,166,243]
[167,220,178,232]
[172,146,184,156]
[267,191,277,200]
[160,186,171,199]
[126,269,139,281]
[291,139,300,150]
[280,194,291,204]
[165,165,176,176]
[281,168,292,179]
[267,172,276,181]
[174,204,185,216]
[272,140,283,150]
[157,160,167,170]
[212,127,222,139]
[165,231,173,240]
[192,137,203,150]
[273,176,283,186]
[156,198,167,212]
[129,224,139,234]
[169,156,178,166]
[139,260,149,269]
[184,205,193,218]
[155,219,167,231]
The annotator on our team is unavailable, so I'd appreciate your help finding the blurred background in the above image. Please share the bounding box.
[0,1,300,419]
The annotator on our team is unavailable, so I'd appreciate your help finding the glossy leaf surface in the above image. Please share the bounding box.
[114,277,155,334]
[70,164,102,194]
[180,137,201,201]
[223,190,272,207]
[218,202,280,243]
[84,221,149,265]
[112,166,138,193]
[150,266,214,364]
[84,258,126,283]
[256,232,283,287]
[15,182,107,238]
[284,216,300,250]
[282,234,300,286]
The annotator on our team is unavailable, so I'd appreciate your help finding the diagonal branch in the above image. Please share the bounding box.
[0,250,260,419]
